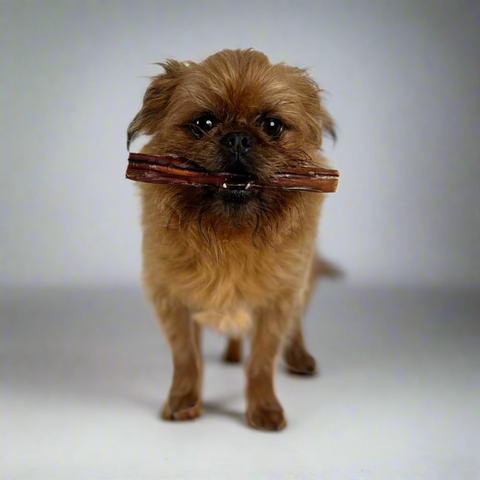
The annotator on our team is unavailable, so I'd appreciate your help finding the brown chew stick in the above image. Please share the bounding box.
[125,152,339,193]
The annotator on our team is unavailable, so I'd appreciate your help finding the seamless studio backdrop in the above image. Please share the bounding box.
[1,1,480,480]
[1,0,480,288]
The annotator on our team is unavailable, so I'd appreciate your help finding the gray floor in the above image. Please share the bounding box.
[1,284,479,480]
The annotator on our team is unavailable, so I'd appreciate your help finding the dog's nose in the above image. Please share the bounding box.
[221,132,253,155]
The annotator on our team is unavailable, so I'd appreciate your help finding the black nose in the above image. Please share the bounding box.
[221,132,253,155]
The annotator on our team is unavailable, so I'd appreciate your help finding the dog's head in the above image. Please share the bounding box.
[128,49,335,235]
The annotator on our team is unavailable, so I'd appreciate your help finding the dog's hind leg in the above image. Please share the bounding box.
[282,255,336,375]
[222,338,243,363]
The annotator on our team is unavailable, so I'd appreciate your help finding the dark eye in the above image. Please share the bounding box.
[188,114,217,138]
[262,117,285,138]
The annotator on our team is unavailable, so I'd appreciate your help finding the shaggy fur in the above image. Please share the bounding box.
[128,49,336,431]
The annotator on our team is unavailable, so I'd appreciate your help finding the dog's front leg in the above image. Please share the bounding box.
[246,302,291,431]
[152,294,202,421]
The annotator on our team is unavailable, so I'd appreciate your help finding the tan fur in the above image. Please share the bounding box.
[129,49,336,431]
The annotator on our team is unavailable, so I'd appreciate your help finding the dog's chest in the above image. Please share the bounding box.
[164,241,285,311]
[162,249,265,335]
[191,307,253,336]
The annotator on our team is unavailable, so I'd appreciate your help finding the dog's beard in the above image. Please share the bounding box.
[182,186,264,229]
[165,185,301,246]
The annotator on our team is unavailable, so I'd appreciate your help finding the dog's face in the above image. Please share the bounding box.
[128,49,335,233]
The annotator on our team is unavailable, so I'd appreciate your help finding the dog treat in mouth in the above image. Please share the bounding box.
[126,152,339,193]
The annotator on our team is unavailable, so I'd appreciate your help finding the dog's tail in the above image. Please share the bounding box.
[303,254,343,312]
[313,254,344,280]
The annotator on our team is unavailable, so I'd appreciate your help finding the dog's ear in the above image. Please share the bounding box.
[127,60,187,150]
[306,81,337,145]
[318,98,336,143]
[291,67,336,145]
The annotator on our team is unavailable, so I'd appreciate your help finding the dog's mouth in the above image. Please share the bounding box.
[217,182,255,204]
[221,182,252,190]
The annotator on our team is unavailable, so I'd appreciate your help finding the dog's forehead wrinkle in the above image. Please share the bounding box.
[177,58,303,118]
[177,86,302,125]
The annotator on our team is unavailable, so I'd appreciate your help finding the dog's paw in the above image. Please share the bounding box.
[284,346,318,376]
[247,404,287,431]
[161,392,202,421]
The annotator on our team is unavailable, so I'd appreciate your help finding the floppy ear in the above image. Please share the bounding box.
[305,78,336,144]
[127,59,186,150]
[288,66,337,146]
[318,98,336,143]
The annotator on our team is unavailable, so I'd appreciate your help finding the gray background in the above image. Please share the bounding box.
[1,0,479,288]
[1,2,480,480]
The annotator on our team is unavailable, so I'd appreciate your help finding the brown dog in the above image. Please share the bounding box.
[127,49,336,431]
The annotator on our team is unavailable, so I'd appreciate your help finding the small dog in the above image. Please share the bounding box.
[127,49,336,431]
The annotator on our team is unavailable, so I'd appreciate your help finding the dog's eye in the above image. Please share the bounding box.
[262,117,285,138]
[188,114,217,138]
